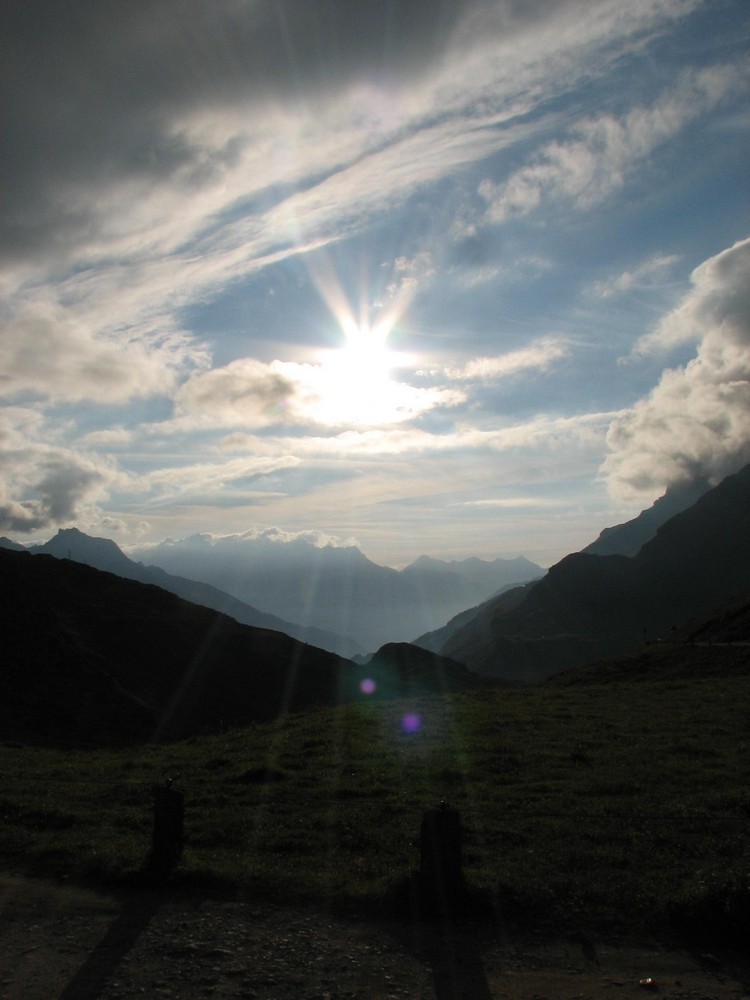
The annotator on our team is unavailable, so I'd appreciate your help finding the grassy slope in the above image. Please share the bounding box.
[1,644,749,943]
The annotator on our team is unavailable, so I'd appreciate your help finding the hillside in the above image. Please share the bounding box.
[440,464,750,681]
[0,548,496,746]
[0,548,358,745]
[11,528,361,659]
[1,643,749,951]
[581,476,710,556]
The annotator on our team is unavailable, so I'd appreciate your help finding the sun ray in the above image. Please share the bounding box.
[301,252,419,426]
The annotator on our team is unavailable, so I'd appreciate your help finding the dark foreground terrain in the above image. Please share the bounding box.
[1,634,749,998]
[1,874,749,1000]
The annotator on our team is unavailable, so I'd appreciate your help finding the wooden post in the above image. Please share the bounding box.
[152,780,183,868]
[420,802,463,908]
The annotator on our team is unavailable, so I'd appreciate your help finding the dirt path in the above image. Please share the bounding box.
[1,874,748,999]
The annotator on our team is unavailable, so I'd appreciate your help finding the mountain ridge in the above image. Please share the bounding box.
[127,535,544,651]
[440,464,750,681]
[0,528,362,658]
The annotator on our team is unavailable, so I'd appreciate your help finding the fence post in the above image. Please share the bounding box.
[420,802,464,909]
[152,779,183,868]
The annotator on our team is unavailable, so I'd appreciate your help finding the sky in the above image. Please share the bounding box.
[1,0,749,568]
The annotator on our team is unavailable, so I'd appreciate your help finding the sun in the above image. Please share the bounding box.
[316,319,403,425]
[303,253,423,426]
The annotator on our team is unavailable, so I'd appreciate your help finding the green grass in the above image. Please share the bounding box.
[2,652,749,943]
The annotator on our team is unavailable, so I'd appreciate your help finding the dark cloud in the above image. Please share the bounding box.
[0,0,471,263]
[0,451,108,533]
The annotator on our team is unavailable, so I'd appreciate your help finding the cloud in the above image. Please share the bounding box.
[0,447,113,533]
[0,302,200,404]
[206,409,614,460]
[135,524,360,557]
[451,497,559,509]
[445,337,569,380]
[479,65,743,221]
[135,454,301,505]
[0,0,715,432]
[590,253,681,299]
[631,236,750,356]
[602,236,750,500]
[174,359,300,429]
[174,356,464,430]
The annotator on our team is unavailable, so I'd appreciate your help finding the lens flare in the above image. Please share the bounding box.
[359,677,376,695]
[401,712,422,734]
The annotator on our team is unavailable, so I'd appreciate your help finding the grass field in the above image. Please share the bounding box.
[1,644,749,944]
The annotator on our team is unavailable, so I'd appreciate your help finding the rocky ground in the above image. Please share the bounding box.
[1,874,748,1000]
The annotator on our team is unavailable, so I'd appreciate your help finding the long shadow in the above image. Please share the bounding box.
[426,920,494,1000]
[383,876,494,1000]
[57,889,162,1000]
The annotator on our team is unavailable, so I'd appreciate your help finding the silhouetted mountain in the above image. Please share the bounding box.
[582,476,711,557]
[441,465,750,682]
[130,534,543,651]
[413,581,533,653]
[16,527,361,658]
[677,595,750,644]
[0,536,26,552]
[0,547,358,745]
[349,642,500,700]
[0,548,492,747]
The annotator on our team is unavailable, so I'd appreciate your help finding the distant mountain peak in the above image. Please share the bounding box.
[0,536,26,552]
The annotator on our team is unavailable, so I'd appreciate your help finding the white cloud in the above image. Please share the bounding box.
[591,253,681,299]
[452,497,560,509]
[136,455,301,502]
[0,302,200,404]
[174,356,465,430]
[479,65,744,221]
[602,236,750,500]
[445,337,569,380]
[205,409,614,460]
[631,236,750,356]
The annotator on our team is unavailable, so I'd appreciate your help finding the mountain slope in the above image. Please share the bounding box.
[0,548,356,745]
[0,548,493,746]
[16,527,361,658]
[581,476,710,557]
[442,464,750,681]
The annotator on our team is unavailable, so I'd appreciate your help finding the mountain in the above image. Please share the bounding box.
[413,581,533,654]
[400,554,542,600]
[130,534,544,651]
[13,527,361,658]
[352,642,501,700]
[0,548,494,746]
[0,547,357,745]
[440,464,750,682]
[582,476,711,557]
[0,536,26,551]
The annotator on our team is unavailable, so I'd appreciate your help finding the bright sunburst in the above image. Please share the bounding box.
[305,255,420,426]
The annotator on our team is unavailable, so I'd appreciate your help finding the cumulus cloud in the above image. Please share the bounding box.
[602,237,750,500]
[174,359,299,429]
[479,65,743,221]
[0,448,113,533]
